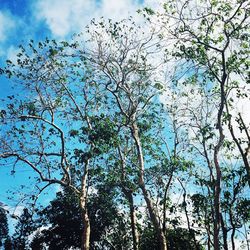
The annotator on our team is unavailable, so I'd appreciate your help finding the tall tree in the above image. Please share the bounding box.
[0,37,115,250]
[0,3,249,249]
[84,18,170,250]
[149,1,250,249]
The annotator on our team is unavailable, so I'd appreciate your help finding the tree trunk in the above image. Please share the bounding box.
[213,156,221,250]
[220,213,228,250]
[131,122,168,250]
[229,211,236,250]
[80,160,91,250]
[123,189,139,250]
[162,175,172,234]
[141,185,168,250]
[179,179,199,250]
[213,55,227,250]
[228,123,250,187]
[118,145,140,250]
[80,205,91,250]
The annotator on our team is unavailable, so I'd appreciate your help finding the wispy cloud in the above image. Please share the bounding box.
[34,0,145,37]
[0,11,15,42]
[0,0,163,60]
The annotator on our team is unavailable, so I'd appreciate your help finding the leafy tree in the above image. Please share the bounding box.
[12,208,34,250]
[146,1,250,249]
[0,35,115,250]
[4,237,12,250]
[0,207,9,248]
[139,223,204,250]
[29,186,130,250]
[32,189,82,250]
[23,186,206,250]
[84,18,170,250]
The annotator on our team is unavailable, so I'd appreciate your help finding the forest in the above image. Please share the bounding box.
[0,0,249,249]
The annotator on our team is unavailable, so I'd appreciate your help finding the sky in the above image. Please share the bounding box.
[0,0,162,95]
[0,0,162,228]
[0,0,156,63]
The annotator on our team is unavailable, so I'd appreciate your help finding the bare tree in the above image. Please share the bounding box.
[83,18,169,250]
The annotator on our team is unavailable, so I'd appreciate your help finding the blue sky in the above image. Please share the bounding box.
[0,0,162,224]
[0,0,151,63]
[0,0,160,95]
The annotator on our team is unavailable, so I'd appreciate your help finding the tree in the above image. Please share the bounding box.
[0,17,172,250]
[84,18,171,250]
[32,189,82,250]
[147,0,250,249]
[0,36,114,250]
[12,208,34,250]
[139,222,204,250]
[24,185,205,250]
[0,207,9,248]
[29,185,129,250]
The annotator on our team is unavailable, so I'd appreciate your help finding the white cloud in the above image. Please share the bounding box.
[95,0,151,21]
[34,0,163,37]
[35,0,81,37]
[0,11,15,42]
[225,75,250,139]
[6,45,20,63]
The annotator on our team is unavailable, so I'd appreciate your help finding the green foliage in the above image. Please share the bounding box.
[0,208,9,248]
[88,115,119,150]
[29,186,129,250]
[32,190,82,250]
[236,199,250,222]
[139,224,204,250]
[12,208,34,250]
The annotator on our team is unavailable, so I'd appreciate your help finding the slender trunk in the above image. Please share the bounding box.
[244,223,250,250]
[207,232,211,250]
[123,189,139,250]
[178,179,199,250]
[228,178,242,250]
[226,105,250,187]
[228,126,250,187]
[162,175,172,234]
[220,213,228,250]
[131,122,168,250]
[229,210,236,250]
[213,120,223,250]
[231,226,236,250]
[80,204,91,250]
[213,53,227,250]
[205,186,213,250]
[80,160,91,250]
[129,194,139,250]
[118,146,140,250]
